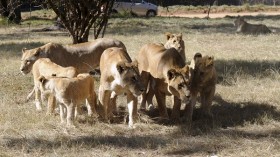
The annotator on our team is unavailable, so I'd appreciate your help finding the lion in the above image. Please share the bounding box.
[38,73,97,128]
[137,43,191,122]
[234,16,271,35]
[98,47,145,128]
[186,53,217,124]
[164,32,186,62]
[20,38,128,75]
[140,32,186,111]
[27,58,78,114]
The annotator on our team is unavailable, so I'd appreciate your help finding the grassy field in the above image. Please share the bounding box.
[0,8,280,156]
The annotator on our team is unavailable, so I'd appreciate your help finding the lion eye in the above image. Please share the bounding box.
[173,40,176,43]
[178,83,184,89]
[131,76,137,82]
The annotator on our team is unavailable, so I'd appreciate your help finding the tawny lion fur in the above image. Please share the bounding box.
[137,43,191,122]
[140,32,186,111]
[98,47,145,128]
[27,58,77,114]
[20,38,128,75]
[164,32,186,62]
[187,53,217,125]
[39,73,97,127]
[234,16,271,35]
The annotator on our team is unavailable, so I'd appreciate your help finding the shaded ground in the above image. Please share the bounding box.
[159,11,280,18]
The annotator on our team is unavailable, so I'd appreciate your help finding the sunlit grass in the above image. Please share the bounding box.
[0,7,279,156]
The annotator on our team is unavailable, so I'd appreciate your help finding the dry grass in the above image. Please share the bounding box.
[0,9,280,156]
[158,4,280,15]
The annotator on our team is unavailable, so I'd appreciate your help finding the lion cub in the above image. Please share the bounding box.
[187,53,217,123]
[28,58,77,114]
[164,32,186,62]
[137,43,192,122]
[38,73,97,127]
[234,16,271,35]
[98,47,145,128]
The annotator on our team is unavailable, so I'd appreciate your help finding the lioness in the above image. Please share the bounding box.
[38,73,97,127]
[20,38,128,75]
[137,43,191,121]
[164,32,186,62]
[98,47,145,128]
[234,16,271,35]
[28,58,78,114]
[187,53,217,123]
[140,32,186,111]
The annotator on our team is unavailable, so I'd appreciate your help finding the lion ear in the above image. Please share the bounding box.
[130,60,138,69]
[34,48,41,57]
[22,48,27,54]
[177,33,183,40]
[167,69,176,80]
[183,65,189,72]
[181,65,190,78]
[194,52,202,60]
[116,62,126,74]
[206,56,214,67]
[165,32,173,40]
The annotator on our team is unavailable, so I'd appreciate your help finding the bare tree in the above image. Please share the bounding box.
[46,0,114,44]
[0,0,21,24]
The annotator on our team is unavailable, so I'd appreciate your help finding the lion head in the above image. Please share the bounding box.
[192,53,216,86]
[164,32,184,53]
[116,60,145,96]
[166,65,191,103]
[20,47,44,75]
[234,16,245,27]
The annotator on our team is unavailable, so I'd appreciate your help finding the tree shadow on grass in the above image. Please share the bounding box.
[0,30,69,41]
[212,94,280,128]
[186,23,237,34]
[183,14,280,34]
[140,94,280,128]
[226,14,280,21]
[0,42,45,57]
[215,59,280,85]
[0,135,166,152]
[165,94,280,156]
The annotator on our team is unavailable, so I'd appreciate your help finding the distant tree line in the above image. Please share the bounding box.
[149,0,280,6]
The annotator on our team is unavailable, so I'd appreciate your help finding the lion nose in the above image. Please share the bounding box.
[140,88,145,93]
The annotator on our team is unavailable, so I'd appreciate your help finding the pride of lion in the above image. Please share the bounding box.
[20,33,217,129]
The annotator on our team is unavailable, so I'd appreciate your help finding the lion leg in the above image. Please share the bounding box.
[170,96,181,122]
[146,86,155,111]
[59,103,67,124]
[99,89,112,123]
[139,71,150,110]
[26,87,35,101]
[46,94,56,115]
[183,95,197,128]
[154,91,168,119]
[109,91,118,116]
[66,102,75,128]
[146,77,157,111]
[86,90,98,117]
[127,93,137,128]
[200,89,215,119]
[34,85,42,111]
